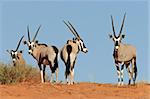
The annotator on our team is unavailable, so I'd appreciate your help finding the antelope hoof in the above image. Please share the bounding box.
[67,81,71,85]
[50,80,54,84]
[71,81,75,85]
[41,80,44,83]
[70,82,74,85]
[55,80,59,84]
[121,82,124,86]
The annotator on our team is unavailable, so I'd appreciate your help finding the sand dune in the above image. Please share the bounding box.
[0,82,150,99]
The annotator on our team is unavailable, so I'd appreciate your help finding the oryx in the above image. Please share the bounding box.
[7,36,25,66]
[61,21,88,85]
[23,25,59,83]
[109,13,137,86]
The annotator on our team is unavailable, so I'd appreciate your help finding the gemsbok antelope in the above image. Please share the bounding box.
[7,36,25,66]
[109,13,137,86]
[61,21,88,85]
[23,25,59,83]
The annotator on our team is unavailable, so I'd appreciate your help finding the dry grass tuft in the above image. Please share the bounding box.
[0,63,40,84]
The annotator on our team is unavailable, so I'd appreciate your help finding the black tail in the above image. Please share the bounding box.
[65,45,72,78]
[52,46,59,73]
[133,57,137,84]
[52,46,59,55]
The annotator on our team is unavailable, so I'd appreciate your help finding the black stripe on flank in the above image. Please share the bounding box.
[38,43,48,47]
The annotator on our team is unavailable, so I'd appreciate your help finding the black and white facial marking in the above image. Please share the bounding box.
[24,40,38,55]
[8,50,22,64]
[109,34,125,50]
[10,50,18,63]
[28,41,37,54]
[109,13,126,50]
[76,38,88,53]
[24,25,41,55]
[114,37,120,50]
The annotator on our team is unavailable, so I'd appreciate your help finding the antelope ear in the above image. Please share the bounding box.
[109,34,113,38]
[122,34,125,38]
[67,40,71,44]
[67,40,73,44]
[23,40,27,45]
[6,50,10,54]
[35,40,38,44]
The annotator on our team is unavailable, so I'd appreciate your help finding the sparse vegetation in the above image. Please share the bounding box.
[0,63,40,84]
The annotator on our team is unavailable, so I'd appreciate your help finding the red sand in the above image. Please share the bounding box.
[0,82,150,99]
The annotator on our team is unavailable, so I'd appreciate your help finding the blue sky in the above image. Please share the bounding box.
[0,0,149,84]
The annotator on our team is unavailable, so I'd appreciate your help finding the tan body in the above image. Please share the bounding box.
[113,43,137,86]
[32,44,57,67]
[29,43,59,83]
[61,40,79,65]
[14,52,26,66]
[114,43,136,62]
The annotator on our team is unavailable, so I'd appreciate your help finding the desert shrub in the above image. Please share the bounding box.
[0,63,40,84]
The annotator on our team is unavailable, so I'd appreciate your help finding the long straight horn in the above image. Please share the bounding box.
[111,15,116,37]
[32,25,41,42]
[27,25,30,42]
[68,21,80,39]
[63,20,77,37]
[119,13,126,37]
[15,36,24,51]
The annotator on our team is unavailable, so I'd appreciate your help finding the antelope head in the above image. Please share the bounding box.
[7,36,24,65]
[63,20,88,53]
[23,25,41,55]
[109,13,126,50]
